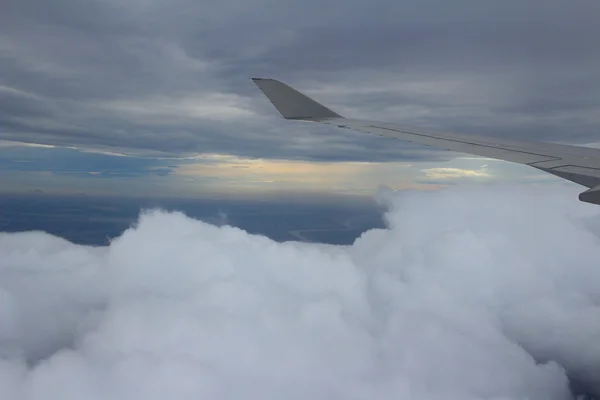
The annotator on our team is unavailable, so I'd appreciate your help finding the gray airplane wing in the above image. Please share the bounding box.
[252,78,600,205]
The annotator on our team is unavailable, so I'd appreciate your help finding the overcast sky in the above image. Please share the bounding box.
[1,0,599,197]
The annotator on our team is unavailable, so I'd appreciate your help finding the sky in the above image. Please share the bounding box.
[1,0,600,197]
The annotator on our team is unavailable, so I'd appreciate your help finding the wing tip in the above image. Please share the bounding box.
[252,77,275,82]
[251,77,343,120]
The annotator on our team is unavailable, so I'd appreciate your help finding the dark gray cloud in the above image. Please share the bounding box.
[1,0,599,162]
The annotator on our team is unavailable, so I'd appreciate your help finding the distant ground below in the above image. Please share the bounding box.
[0,193,386,246]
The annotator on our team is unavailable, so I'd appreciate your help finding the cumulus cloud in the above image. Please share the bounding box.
[2,184,600,399]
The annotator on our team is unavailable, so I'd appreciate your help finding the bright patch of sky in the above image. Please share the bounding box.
[0,140,557,198]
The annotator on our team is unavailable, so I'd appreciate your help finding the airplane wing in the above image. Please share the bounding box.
[252,78,600,205]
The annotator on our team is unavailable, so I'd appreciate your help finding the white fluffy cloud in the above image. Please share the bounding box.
[1,184,600,399]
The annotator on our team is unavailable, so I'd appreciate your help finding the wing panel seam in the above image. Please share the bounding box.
[369,125,561,162]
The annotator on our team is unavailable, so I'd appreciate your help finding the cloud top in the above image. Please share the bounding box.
[1,184,600,399]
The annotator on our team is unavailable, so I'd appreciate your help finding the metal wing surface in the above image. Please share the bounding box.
[252,78,600,205]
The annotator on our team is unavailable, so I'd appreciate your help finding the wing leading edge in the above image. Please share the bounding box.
[252,78,600,206]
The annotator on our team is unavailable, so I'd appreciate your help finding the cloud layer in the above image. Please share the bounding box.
[2,0,599,161]
[2,184,600,399]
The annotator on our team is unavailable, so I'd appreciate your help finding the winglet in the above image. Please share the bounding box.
[252,78,343,120]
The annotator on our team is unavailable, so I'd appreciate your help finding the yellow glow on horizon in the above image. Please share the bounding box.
[176,154,440,194]
[421,166,491,180]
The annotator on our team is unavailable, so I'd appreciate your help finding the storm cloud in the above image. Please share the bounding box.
[1,0,599,161]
